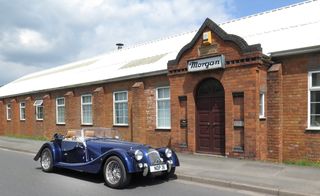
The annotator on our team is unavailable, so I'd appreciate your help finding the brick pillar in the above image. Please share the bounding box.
[267,64,283,162]
[43,94,53,138]
[131,82,146,144]
[93,87,105,127]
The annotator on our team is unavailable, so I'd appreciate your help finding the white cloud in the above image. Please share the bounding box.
[0,0,235,85]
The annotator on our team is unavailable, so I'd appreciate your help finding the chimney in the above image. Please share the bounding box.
[116,43,124,50]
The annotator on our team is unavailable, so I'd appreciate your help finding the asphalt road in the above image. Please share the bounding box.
[0,148,268,196]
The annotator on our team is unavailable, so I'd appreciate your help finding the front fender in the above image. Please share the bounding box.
[101,148,136,173]
[33,142,62,164]
[157,147,180,167]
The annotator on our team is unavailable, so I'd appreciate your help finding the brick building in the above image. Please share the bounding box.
[0,1,320,162]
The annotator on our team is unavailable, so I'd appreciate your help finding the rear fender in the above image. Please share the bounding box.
[33,142,62,164]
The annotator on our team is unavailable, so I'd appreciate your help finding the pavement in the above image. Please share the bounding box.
[0,136,319,196]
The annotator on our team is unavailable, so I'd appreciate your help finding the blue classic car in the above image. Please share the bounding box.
[34,128,179,188]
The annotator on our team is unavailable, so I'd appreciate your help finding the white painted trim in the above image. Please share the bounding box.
[308,70,320,129]
[19,102,26,121]
[259,92,265,119]
[156,86,171,129]
[56,97,65,125]
[81,94,93,125]
[113,90,129,126]
[6,103,11,121]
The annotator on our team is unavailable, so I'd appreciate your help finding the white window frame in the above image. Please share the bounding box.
[20,102,26,121]
[34,100,44,121]
[56,97,65,124]
[156,86,171,129]
[308,71,320,129]
[81,94,93,125]
[6,103,12,121]
[259,92,265,119]
[113,91,129,126]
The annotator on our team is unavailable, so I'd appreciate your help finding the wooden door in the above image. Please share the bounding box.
[196,79,225,155]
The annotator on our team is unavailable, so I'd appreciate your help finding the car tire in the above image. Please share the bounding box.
[162,167,176,180]
[40,148,54,172]
[104,156,131,189]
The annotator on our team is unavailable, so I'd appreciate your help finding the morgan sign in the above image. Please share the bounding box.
[187,55,225,72]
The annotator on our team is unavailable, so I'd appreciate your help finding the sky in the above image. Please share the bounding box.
[0,0,306,86]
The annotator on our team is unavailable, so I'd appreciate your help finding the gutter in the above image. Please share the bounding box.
[270,45,320,58]
[0,69,168,99]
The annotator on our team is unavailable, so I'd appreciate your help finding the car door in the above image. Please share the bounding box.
[61,140,86,163]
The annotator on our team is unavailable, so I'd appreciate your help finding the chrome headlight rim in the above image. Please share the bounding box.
[134,149,143,161]
[165,148,172,158]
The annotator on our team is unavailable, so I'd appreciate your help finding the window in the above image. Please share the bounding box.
[259,92,265,118]
[309,71,320,128]
[81,94,92,125]
[156,87,171,129]
[34,100,44,120]
[6,104,12,120]
[20,102,26,120]
[113,91,128,125]
[56,97,65,124]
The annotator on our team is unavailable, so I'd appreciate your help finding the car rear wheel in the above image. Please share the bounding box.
[40,148,53,172]
[104,156,131,189]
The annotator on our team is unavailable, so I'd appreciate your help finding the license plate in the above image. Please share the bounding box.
[150,164,167,172]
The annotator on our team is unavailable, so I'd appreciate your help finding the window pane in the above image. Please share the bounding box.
[82,95,92,103]
[82,105,92,124]
[312,73,320,87]
[57,106,65,123]
[115,92,127,101]
[57,98,64,105]
[311,115,320,127]
[37,106,44,119]
[158,88,169,99]
[115,102,128,124]
[311,103,320,115]
[311,91,320,102]
[157,100,170,127]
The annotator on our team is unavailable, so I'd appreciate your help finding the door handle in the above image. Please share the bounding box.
[207,122,210,126]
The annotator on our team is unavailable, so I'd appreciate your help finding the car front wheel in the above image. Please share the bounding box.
[40,148,53,172]
[104,156,131,189]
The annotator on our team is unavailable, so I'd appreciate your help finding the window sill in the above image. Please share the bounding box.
[113,124,129,127]
[155,128,171,132]
[259,117,266,120]
[81,124,93,126]
[305,128,320,134]
[36,119,43,121]
[56,123,66,126]
[20,120,26,122]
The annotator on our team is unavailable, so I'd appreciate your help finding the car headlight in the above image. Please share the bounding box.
[134,150,143,161]
[165,148,172,158]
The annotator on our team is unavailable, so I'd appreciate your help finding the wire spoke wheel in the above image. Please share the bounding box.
[103,156,131,189]
[40,148,53,172]
[106,160,122,184]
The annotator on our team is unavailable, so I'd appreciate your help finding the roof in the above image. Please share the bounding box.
[0,0,319,98]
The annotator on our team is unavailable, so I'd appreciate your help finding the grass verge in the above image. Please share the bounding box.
[284,160,320,168]
[5,134,48,141]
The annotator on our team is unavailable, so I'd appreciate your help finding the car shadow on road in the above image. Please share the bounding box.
[35,167,177,188]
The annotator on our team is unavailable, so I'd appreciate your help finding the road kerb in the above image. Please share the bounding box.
[177,174,311,196]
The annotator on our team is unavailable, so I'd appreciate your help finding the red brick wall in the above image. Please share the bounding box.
[0,75,172,148]
[277,54,320,162]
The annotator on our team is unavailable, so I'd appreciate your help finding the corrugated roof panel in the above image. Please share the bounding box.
[0,0,319,98]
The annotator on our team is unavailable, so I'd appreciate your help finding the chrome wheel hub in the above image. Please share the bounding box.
[106,161,121,185]
[41,150,50,170]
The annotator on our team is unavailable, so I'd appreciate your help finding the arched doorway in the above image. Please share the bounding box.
[195,78,225,155]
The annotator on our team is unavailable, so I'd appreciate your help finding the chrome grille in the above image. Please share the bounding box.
[147,149,162,165]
